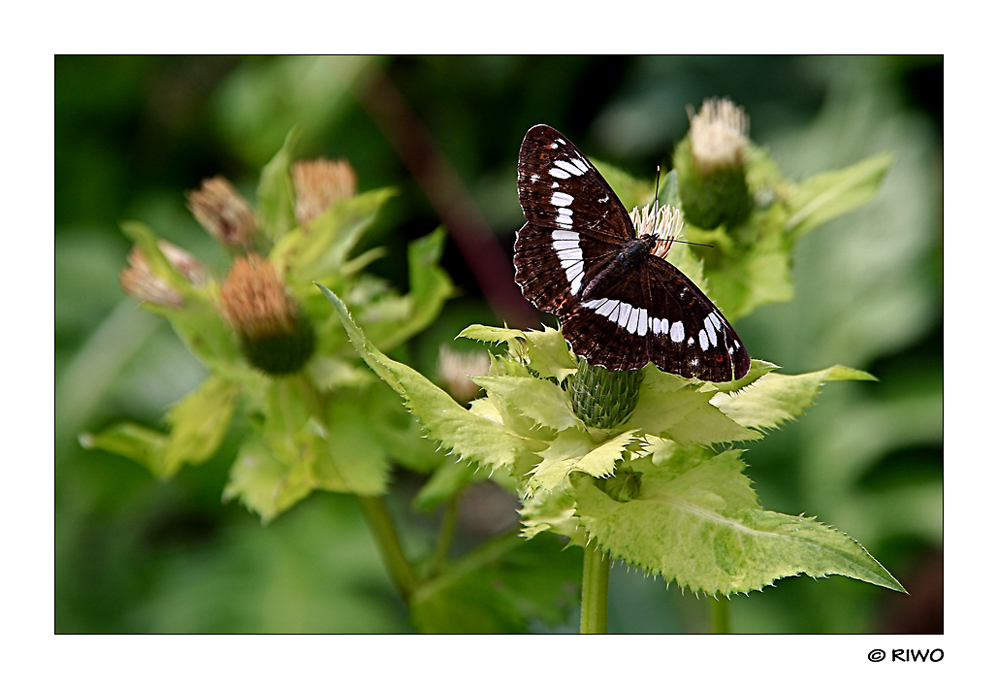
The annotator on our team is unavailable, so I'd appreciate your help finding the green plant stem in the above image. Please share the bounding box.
[710,596,731,633]
[356,495,420,604]
[580,541,610,634]
[426,496,458,579]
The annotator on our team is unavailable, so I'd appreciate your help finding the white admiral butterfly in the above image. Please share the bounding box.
[514,124,750,382]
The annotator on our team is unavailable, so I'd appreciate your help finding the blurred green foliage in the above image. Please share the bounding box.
[56,55,941,633]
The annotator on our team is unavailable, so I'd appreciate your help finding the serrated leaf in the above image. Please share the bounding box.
[256,127,299,241]
[519,484,586,544]
[317,284,545,475]
[519,327,577,381]
[223,437,313,524]
[575,453,904,594]
[701,359,779,394]
[527,428,643,496]
[159,376,240,476]
[628,368,760,445]
[459,325,576,382]
[81,376,239,479]
[786,152,893,240]
[713,365,876,431]
[474,375,580,432]
[457,324,526,343]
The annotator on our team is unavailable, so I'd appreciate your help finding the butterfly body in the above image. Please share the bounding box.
[514,124,750,382]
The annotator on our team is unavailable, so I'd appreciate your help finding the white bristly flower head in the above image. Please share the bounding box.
[630,203,684,260]
[687,98,749,174]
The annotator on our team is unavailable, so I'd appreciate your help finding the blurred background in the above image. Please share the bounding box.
[55,55,942,633]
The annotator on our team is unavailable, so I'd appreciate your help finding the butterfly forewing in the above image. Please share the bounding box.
[517,124,633,243]
[514,124,750,382]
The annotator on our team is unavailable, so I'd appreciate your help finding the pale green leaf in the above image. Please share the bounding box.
[457,324,526,343]
[160,376,240,476]
[713,365,876,431]
[519,484,586,545]
[317,284,545,475]
[527,428,643,496]
[256,127,299,241]
[79,422,167,476]
[786,152,893,239]
[628,368,760,445]
[518,327,577,382]
[473,375,580,432]
[223,438,313,524]
[81,376,239,479]
[459,324,576,382]
[575,453,904,594]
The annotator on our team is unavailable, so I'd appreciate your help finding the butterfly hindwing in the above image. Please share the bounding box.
[514,124,751,382]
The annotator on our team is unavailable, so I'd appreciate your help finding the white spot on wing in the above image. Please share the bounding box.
[612,303,628,328]
[551,191,574,207]
[552,229,578,242]
[698,330,709,351]
[554,159,586,176]
[626,306,641,334]
[549,167,570,180]
[704,316,718,346]
[670,321,685,343]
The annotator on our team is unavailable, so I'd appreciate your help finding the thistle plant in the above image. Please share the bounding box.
[318,98,904,632]
[82,129,455,531]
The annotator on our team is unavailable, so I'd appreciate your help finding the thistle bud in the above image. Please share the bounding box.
[597,468,643,503]
[120,241,207,308]
[187,176,256,249]
[292,158,357,227]
[569,357,644,429]
[219,255,315,375]
[675,98,753,230]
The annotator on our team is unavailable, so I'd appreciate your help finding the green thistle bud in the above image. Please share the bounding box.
[675,98,753,230]
[220,255,315,375]
[569,357,644,429]
[597,469,643,503]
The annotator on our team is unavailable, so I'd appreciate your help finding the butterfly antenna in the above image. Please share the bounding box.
[654,165,662,211]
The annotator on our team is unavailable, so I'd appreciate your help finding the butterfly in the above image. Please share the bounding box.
[513,124,750,382]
